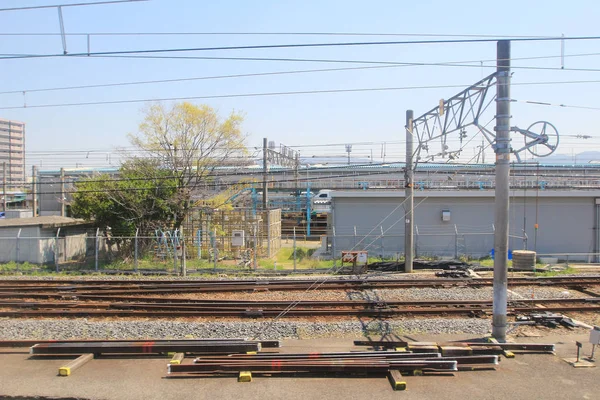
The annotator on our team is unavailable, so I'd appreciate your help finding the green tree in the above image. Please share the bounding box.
[71,158,178,236]
[128,102,246,228]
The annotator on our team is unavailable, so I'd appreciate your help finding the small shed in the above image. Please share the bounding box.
[0,216,92,264]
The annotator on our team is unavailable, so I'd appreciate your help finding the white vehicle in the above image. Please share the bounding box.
[313,189,334,202]
[311,190,334,213]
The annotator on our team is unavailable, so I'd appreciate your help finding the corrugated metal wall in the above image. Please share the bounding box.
[332,194,596,260]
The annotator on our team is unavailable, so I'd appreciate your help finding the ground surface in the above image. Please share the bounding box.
[0,333,598,400]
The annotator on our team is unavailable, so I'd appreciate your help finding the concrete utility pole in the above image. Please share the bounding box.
[493,40,511,341]
[2,162,6,213]
[32,166,37,217]
[262,138,268,210]
[404,110,414,273]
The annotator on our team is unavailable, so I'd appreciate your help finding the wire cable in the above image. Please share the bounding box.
[2,35,600,61]
[3,79,600,110]
[4,52,600,96]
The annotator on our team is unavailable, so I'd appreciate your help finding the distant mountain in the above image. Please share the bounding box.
[535,151,600,164]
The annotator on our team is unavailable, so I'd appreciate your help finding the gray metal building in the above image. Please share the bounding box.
[0,216,91,264]
[330,190,600,261]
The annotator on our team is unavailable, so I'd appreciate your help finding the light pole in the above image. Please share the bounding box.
[345,144,352,165]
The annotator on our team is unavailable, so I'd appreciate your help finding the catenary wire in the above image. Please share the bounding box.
[1,35,600,60]
[3,52,600,96]
[3,79,600,110]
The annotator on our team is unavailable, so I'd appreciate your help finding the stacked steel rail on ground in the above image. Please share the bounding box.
[0,337,556,391]
[29,340,269,355]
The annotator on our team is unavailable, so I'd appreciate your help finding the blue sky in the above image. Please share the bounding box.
[0,0,599,170]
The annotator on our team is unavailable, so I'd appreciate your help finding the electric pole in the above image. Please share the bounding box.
[493,40,511,341]
[262,138,268,210]
[405,110,414,273]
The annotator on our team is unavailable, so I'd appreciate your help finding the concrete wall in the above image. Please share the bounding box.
[331,191,598,260]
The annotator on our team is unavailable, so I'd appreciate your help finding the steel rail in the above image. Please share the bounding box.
[0,297,597,309]
[0,278,598,296]
[1,303,599,318]
[0,275,598,287]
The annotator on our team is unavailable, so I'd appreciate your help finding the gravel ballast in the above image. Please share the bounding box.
[0,318,491,340]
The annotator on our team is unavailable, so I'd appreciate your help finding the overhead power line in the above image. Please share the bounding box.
[0,31,551,38]
[3,52,600,96]
[0,0,147,12]
[3,79,600,110]
[2,35,600,61]
[88,52,600,66]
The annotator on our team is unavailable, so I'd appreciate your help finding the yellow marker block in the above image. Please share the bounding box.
[184,335,194,339]
[503,350,515,358]
[412,369,423,376]
[170,353,185,365]
[387,370,407,391]
[167,352,176,357]
[58,353,94,377]
[238,371,252,382]
[246,351,257,355]
[394,347,408,352]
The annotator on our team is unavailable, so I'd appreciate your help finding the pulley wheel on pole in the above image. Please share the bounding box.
[525,121,559,157]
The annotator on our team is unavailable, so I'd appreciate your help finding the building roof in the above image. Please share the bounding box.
[331,189,600,199]
[0,216,89,229]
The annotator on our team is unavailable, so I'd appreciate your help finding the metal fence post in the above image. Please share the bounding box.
[213,228,218,271]
[332,227,337,267]
[454,224,459,259]
[293,226,297,272]
[16,228,21,266]
[95,228,99,272]
[253,225,257,271]
[380,226,385,259]
[55,228,61,272]
[173,230,179,275]
[197,229,201,260]
[414,225,419,258]
[182,231,187,277]
[353,226,357,248]
[134,228,139,273]
[267,210,272,258]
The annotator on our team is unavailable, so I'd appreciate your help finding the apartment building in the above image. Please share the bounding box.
[0,119,25,186]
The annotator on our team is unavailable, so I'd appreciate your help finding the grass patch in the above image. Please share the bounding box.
[258,247,334,270]
[535,266,577,277]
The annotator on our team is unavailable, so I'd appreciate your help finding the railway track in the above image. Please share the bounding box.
[0,275,598,296]
[0,297,598,318]
[0,275,597,318]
